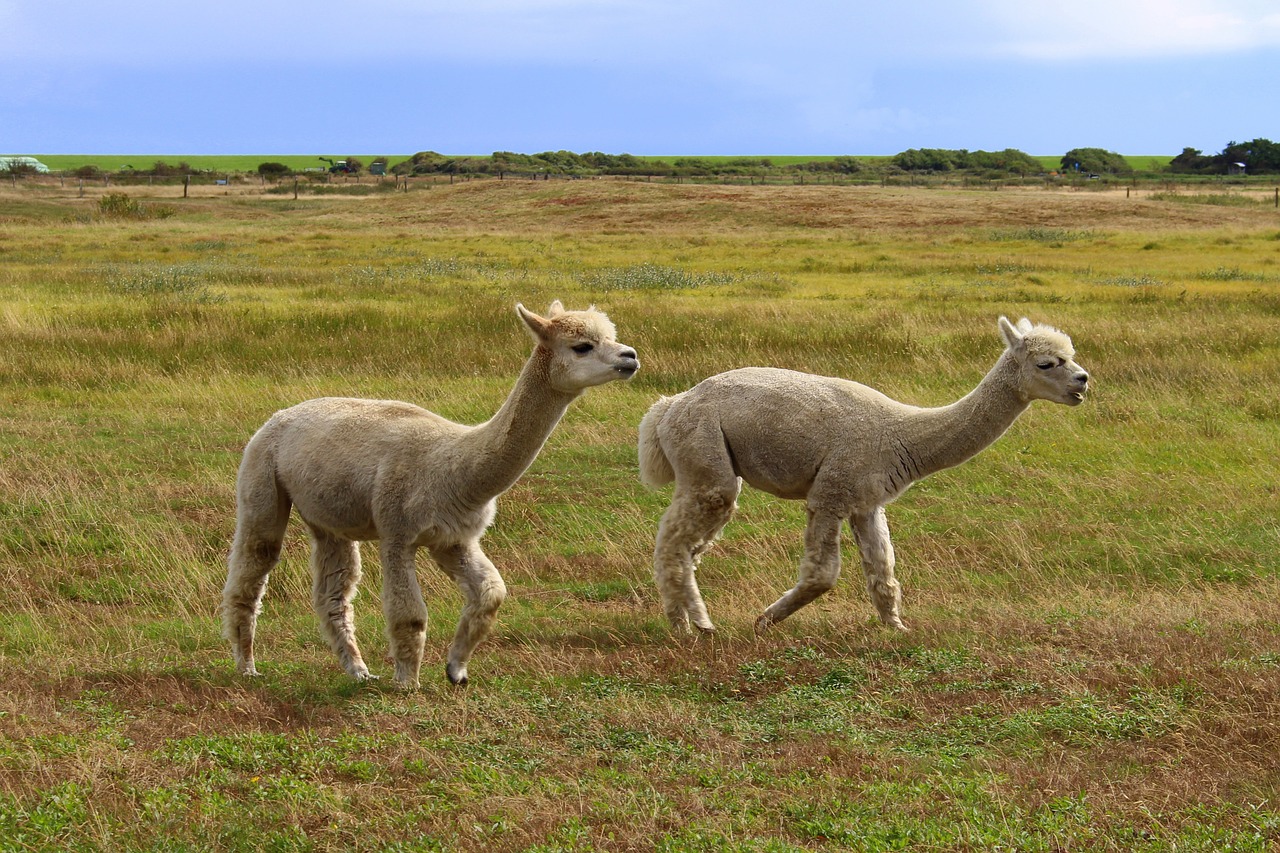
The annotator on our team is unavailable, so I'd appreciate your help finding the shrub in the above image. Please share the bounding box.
[97,193,175,221]
[257,162,291,178]
[1061,148,1131,175]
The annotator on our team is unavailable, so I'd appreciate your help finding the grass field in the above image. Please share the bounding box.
[1,179,1278,850]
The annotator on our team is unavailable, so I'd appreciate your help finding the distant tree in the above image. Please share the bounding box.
[257,162,291,178]
[966,149,1043,174]
[341,156,363,174]
[893,148,960,171]
[1060,148,1130,175]
[1248,138,1280,171]
[1220,138,1280,173]
[892,148,1039,174]
[1169,138,1279,174]
[1169,147,1213,173]
[392,151,446,175]
[798,156,865,173]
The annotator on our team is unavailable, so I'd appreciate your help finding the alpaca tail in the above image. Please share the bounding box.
[638,395,676,488]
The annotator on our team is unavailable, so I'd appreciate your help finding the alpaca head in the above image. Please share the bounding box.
[516,300,640,393]
[998,316,1090,406]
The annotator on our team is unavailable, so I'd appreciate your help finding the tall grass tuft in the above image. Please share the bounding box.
[96,192,175,220]
[104,263,226,303]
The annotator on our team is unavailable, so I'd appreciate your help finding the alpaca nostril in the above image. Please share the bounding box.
[621,348,638,360]
[1076,372,1089,384]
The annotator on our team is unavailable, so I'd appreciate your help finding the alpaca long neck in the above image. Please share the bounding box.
[898,354,1030,480]
[456,347,579,501]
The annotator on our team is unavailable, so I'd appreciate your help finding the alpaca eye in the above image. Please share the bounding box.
[571,343,594,354]
[1037,362,1054,370]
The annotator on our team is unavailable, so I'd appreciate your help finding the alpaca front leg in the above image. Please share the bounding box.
[756,510,842,631]
[380,540,428,689]
[309,529,373,681]
[434,543,507,686]
[851,507,907,631]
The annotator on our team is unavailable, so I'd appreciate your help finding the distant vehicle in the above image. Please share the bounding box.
[320,157,357,174]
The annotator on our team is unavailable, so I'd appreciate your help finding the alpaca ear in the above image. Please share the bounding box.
[546,300,565,318]
[1016,317,1033,333]
[516,303,553,342]
[998,315,1025,350]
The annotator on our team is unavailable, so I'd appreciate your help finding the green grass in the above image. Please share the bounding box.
[1,180,1278,850]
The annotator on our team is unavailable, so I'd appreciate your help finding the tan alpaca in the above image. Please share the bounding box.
[223,301,639,688]
[639,316,1088,634]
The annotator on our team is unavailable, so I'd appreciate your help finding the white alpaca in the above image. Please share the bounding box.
[223,301,639,688]
[638,316,1088,634]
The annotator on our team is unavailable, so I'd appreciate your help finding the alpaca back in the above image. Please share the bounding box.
[638,395,676,488]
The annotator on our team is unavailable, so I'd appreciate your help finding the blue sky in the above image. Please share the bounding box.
[2,0,1278,157]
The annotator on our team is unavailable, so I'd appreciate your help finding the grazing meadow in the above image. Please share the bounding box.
[1,178,1279,850]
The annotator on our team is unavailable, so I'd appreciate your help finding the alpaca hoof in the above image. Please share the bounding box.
[753,614,775,634]
[694,622,716,635]
[446,663,469,687]
[352,670,380,682]
[236,663,261,677]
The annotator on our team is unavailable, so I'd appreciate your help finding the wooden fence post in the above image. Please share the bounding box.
[184,175,189,198]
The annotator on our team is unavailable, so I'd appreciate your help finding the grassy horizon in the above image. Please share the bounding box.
[24,151,1176,173]
[0,179,1278,850]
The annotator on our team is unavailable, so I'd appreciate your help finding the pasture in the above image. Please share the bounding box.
[1,179,1278,850]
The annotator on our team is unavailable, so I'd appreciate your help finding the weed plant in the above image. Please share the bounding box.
[0,181,1278,850]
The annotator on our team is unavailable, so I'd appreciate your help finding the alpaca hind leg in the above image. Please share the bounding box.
[380,539,428,689]
[434,542,507,686]
[756,509,842,631]
[852,507,907,631]
[653,480,738,633]
[309,528,372,680]
[222,488,290,676]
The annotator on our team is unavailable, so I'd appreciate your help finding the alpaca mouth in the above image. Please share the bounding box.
[616,364,639,379]
[1068,390,1086,404]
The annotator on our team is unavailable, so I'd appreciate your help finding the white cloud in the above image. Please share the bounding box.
[978,0,1280,59]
